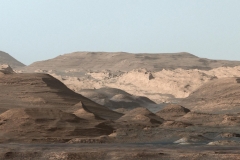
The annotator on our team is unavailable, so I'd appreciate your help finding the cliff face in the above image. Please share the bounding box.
[0,64,14,74]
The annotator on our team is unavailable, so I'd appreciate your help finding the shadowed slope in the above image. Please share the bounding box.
[0,51,25,68]
[73,102,104,120]
[0,73,122,120]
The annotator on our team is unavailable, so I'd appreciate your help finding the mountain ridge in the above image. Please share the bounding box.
[0,51,25,68]
[23,51,240,72]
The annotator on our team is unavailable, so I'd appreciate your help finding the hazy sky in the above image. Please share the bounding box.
[0,1,240,65]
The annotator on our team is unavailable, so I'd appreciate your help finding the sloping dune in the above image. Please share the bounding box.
[181,77,240,113]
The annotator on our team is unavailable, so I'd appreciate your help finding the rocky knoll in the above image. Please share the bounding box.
[78,87,160,112]
[0,72,122,120]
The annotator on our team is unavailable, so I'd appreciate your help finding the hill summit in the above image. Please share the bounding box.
[0,51,25,68]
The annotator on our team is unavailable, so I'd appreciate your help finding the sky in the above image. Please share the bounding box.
[0,0,240,65]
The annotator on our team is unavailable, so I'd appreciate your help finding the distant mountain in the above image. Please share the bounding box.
[25,52,240,72]
[0,51,25,68]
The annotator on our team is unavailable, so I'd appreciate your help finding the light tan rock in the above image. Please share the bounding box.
[0,64,14,74]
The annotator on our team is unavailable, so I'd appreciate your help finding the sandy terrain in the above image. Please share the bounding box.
[2,52,240,159]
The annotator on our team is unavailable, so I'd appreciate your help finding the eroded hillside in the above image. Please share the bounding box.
[40,66,240,104]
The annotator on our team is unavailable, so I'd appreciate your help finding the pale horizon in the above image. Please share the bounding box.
[1,0,240,65]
